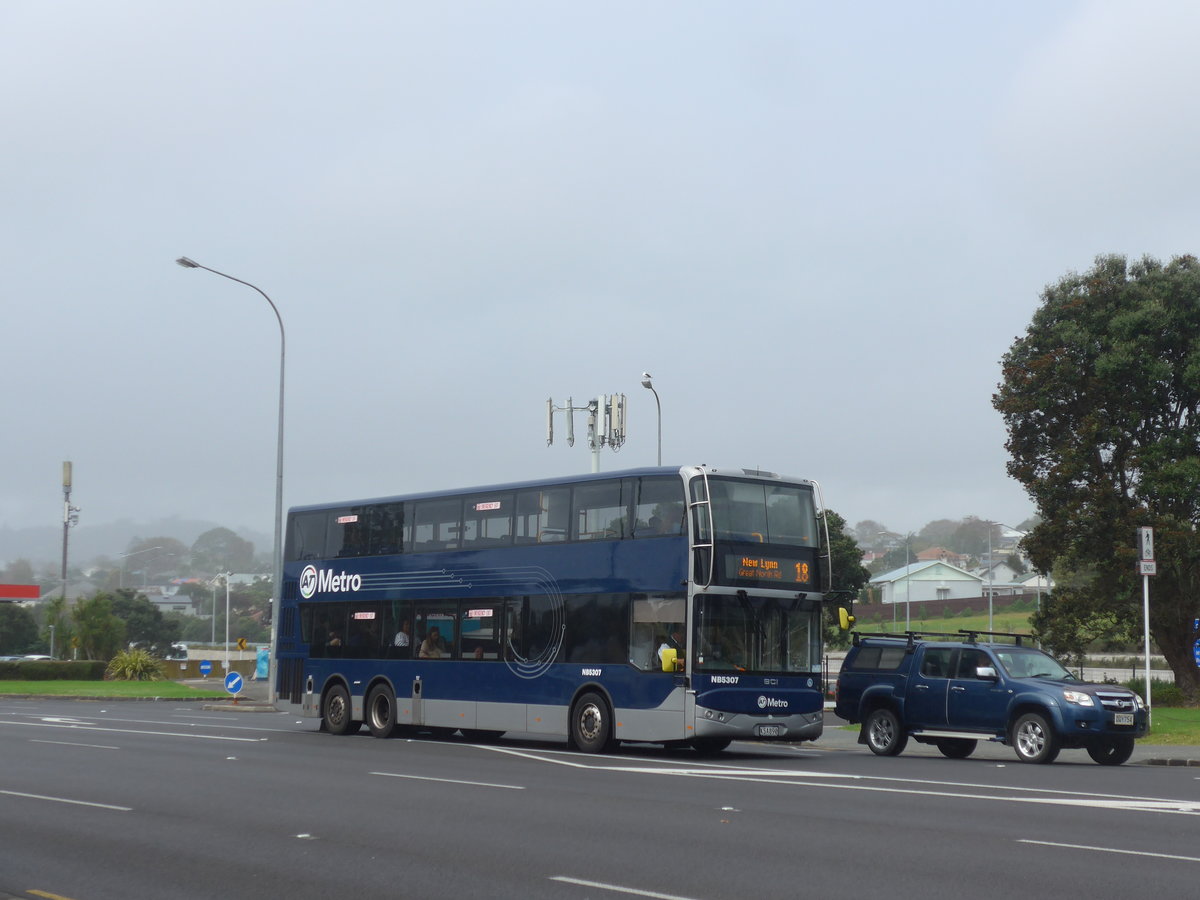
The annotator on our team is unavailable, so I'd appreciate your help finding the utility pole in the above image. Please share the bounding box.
[60,461,80,602]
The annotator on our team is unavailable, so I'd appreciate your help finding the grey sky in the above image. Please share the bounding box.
[5,1,1199,556]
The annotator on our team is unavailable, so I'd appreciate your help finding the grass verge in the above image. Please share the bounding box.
[0,680,228,699]
[1142,707,1200,745]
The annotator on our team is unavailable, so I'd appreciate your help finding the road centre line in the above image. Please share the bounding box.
[0,789,131,812]
[30,740,119,750]
[550,875,701,900]
[1018,839,1200,863]
[369,771,525,790]
[0,720,264,743]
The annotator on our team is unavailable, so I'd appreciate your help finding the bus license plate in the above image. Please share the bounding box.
[757,724,783,737]
[1114,713,1134,726]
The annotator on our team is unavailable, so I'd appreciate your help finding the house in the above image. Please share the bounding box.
[869,560,983,606]
[915,546,969,568]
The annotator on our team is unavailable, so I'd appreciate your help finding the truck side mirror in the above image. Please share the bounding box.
[976,666,999,680]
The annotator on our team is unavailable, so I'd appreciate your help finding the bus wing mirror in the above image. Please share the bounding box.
[838,607,856,631]
[661,648,679,673]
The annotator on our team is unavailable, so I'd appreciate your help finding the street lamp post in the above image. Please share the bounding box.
[119,545,162,590]
[640,373,661,466]
[177,256,285,702]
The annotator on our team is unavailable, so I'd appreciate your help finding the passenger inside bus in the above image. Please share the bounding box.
[419,627,445,659]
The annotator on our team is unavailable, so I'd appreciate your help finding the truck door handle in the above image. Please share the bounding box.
[913,684,929,691]
[950,686,966,692]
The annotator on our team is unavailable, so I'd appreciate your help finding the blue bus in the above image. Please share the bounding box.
[275,464,833,753]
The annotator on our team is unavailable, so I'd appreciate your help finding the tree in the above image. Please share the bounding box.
[2,558,36,584]
[0,603,39,654]
[824,510,871,648]
[994,253,1200,702]
[111,589,180,657]
[72,592,126,661]
[122,537,189,586]
[190,527,255,574]
[852,520,889,548]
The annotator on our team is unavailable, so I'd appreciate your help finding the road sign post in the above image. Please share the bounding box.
[1138,526,1155,723]
[224,671,243,704]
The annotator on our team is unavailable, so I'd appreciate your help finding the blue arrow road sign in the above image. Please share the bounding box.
[199,660,212,676]
[224,671,243,695]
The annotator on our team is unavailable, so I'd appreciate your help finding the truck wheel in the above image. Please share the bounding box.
[936,738,977,759]
[1086,735,1135,766]
[1012,712,1060,764]
[864,708,908,756]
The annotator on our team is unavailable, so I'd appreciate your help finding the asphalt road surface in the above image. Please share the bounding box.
[2,697,1199,900]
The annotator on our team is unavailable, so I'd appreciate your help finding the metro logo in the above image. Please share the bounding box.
[298,565,362,599]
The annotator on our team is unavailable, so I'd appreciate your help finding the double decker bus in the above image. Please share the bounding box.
[274,464,833,753]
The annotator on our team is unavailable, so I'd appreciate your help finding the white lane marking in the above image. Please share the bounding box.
[30,740,119,750]
[477,747,1200,815]
[0,789,131,811]
[1018,839,1200,863]
[550,876,702,900]
[369,771,524,790]
[0,720,264,742]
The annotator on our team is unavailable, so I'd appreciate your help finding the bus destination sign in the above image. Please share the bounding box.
[725,553,812,586]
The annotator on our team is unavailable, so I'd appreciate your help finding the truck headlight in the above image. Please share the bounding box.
[1133,693,1146,710]
[1062,690,1094,706]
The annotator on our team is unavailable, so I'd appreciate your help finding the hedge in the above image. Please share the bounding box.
[0,660,107,681]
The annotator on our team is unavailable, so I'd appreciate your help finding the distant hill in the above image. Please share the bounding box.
[0,518,270,567]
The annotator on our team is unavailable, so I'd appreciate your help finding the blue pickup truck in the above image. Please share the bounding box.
[834,631,1149,765]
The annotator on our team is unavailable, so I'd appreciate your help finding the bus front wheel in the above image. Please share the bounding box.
[323,684,357,736]
[366,684,398,738]
[571,692,613,754]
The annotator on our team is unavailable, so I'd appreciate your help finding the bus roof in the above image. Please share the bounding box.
[287,464,816,515]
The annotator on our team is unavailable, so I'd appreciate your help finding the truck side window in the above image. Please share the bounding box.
[920,647,954,678]
[956,649,990,678]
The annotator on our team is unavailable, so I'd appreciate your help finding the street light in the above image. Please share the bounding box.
[177,256,284,702]
[640,372,661,466]
[119,545,162,589]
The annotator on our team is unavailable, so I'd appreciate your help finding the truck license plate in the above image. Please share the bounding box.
[757,724,783,737]
[1113,713,1134,726]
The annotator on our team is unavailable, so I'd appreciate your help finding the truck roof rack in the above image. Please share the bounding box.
[851,629,1035,649]
[958,629,1031,646]
[851,630,962,650]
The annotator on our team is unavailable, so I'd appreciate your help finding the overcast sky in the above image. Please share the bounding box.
[5,1,1200,555]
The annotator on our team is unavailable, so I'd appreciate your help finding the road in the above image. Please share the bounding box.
[1,697,1198,900]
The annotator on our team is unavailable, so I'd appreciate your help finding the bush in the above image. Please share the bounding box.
[1124,677,1186,707]
[0,660,106,681]
[105,648,167,682]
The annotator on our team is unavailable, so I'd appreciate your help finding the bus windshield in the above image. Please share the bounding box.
[694,593,819,675]
[701,477,818,547]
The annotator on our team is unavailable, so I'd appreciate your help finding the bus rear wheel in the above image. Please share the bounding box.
[571,691,613,754]
[366,684,398,738]
[323,684,357,736]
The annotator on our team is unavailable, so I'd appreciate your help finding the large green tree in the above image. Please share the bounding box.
[111,589,180,657]
[72,592,126,661]
[190,527,255,574]
[994,253,1200,702]
[0,603,39,654]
